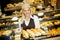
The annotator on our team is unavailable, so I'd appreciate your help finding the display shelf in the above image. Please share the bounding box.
[44,9,60,13]
[40,16,60,22]
[0,17,18,30]
[21,35,60,40]
[0,25,11,30]
[44,9,60,16]
[0,24,16,29]
[4,6,21,11]
[47,24,60,30]
[41,35,60,40]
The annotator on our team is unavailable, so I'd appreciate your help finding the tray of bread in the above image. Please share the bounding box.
[20,28,60,40]
[20,28,49,39]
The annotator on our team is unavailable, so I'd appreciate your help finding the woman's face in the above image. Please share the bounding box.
[23,7,31,17]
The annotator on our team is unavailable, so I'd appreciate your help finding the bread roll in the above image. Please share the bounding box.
[31,29,41,36]
[14,34,21,40]
[21,30,29,38]
[7,4,14,8]
[3,30,12,35]
[54,14,60,16]
[14,3,19,7]
[26,29,35,37]
[35,28,46,35]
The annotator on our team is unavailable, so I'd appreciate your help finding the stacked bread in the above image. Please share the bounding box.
[21,28,46,38]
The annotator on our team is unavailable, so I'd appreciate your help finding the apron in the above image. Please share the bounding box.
[21,18,35,30]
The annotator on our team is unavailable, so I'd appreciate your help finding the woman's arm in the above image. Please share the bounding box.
[33,15,40,28]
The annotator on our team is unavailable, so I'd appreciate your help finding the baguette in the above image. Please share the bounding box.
[21,30,29,38]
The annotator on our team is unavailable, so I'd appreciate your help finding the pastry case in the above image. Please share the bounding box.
[0,17,21,40]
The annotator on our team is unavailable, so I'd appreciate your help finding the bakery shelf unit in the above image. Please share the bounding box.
[40,9,60,30]
[3,2,23,16]
[0,17,19,30]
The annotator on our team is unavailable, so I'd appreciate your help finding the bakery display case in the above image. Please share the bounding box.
[40,9,60,37]
[0,16,20,40]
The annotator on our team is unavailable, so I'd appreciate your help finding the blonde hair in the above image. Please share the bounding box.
[21,3,31,9]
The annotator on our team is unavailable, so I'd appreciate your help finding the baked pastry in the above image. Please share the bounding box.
[14,34,21,40]
[0,30,2,36]
[54,14,60,16]
[31,6,36,14]
[57,27,60,35]
[47,29,57,36]
[40,21,53,27]
[26,29,35,37]
[0,23,2,26]
[51,29,57,36]
[35,28,46,35]
[21,30,29,38]
[6,22,10,26]
[7,4,14,8]
[31,29,41,36]
[2,30,12,35]
[54,20,60,25]
[14,3,19,7]
[19,10,23,16]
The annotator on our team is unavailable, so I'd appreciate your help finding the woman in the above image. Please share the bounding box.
[19,3,40,30]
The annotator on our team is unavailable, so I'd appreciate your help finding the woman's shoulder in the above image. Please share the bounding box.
[31,14,38,19]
